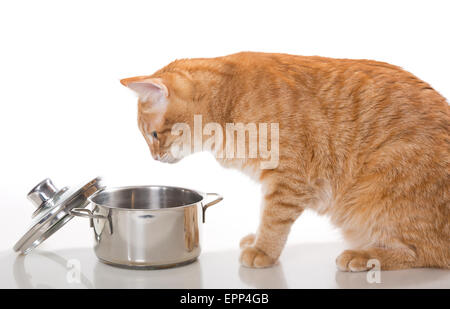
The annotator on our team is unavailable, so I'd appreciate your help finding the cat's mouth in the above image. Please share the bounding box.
[155,153,181,164]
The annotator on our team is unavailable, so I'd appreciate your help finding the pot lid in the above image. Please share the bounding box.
[14,177,104,254]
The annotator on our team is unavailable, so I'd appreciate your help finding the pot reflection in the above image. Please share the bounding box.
[184,206,199,252]
[93,259,203,288]
[13,250,94,289]
[12,247,203,288]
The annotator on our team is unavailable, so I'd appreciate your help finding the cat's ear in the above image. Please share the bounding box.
[120,77,169,104]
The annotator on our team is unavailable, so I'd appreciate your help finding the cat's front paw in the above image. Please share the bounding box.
[239,233,256,248]
[239,246,276,268]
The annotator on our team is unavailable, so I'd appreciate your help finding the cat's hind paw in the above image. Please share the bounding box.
[336,250,373,272]
[336,247,418,271]
[239,246,276,268]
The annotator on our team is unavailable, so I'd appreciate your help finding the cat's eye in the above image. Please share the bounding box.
[152,131,158,139]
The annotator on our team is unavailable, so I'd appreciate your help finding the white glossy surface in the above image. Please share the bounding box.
[1,242,449,289]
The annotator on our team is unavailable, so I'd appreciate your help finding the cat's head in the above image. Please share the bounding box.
[120,73,199,163]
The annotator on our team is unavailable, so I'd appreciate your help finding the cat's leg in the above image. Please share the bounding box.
[336,247,417,272]
[239,187,305,268]
[334,140,450,271]
[334,167,431,271]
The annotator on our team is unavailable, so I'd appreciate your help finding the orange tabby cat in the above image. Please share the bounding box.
[121,52,449,271]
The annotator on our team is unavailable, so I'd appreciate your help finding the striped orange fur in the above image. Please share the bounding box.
[121,52,450,271]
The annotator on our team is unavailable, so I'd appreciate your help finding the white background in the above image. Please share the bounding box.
[1,0,449,255]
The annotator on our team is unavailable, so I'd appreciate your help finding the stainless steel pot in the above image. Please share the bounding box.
[70,186,222,269]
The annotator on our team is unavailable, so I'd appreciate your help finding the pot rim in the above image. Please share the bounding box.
[87,185,207,211]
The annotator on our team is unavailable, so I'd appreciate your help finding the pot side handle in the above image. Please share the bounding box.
[70,208,108,220]
[202,193,223,223]
[70,208,113,234]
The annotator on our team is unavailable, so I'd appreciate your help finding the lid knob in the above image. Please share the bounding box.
[27,178,58,208]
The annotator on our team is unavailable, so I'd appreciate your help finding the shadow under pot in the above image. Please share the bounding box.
[70,186,222,269]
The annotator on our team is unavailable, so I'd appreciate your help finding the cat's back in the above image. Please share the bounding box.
[222,52,449,172]
[225,51,449,115]
[222,51,405,73]
[162,52,449,127]
[220,52,448,123]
